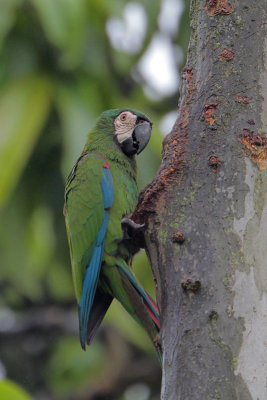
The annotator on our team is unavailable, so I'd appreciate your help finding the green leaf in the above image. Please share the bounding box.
[45,337,108,395]
[0,0,23,49]
[30,0,87,68]
[0,76,51,208]
[55,83,99,175]
[0,379,33,400]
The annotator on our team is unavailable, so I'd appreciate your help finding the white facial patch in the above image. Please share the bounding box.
[114,111,137,143]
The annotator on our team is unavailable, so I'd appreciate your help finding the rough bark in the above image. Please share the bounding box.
[133,1,267,399]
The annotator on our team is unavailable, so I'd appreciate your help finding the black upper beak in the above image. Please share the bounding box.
[121,120,152,156]
[134,120,152,154]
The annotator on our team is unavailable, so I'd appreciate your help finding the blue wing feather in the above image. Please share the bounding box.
[101,167,114,209]
[79,165,113,349]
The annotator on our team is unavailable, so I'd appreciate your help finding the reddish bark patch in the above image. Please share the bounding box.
[203,103,218,126]
[208,155,221,172]
[181,278,201,292]
[172,231,185,244]
[236,96,250,104]
[218,48,235,61]
[132,67,195,224]
[239,129,267,170]
[205,0,233,16]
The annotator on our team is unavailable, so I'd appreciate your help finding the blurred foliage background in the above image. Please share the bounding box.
[0,0,190,399]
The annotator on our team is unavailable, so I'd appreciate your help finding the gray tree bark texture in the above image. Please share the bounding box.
[133,1,267,399]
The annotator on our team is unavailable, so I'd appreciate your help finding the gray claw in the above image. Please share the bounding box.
[121,217,145,231]
[121,216,145,241]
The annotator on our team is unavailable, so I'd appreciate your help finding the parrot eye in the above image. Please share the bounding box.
[120,113,127,121]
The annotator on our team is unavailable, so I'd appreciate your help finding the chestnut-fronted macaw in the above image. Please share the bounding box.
[64,108,160,357]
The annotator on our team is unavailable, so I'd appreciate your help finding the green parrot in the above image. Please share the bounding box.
[64,108,160,356]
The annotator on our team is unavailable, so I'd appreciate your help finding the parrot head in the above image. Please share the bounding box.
[98,108,152,156]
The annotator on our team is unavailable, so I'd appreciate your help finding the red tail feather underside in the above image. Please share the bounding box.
[144,294,160,330]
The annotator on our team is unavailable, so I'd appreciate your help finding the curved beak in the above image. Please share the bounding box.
[134,120,152,154]
[121,120,152,156]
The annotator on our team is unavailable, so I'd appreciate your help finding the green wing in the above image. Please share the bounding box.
[64,153,108,301]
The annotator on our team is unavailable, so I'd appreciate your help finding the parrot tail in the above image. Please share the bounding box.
[144,293,160,330]
[116,262,162,363]
[116,262,160,333]
[84,288,113,346]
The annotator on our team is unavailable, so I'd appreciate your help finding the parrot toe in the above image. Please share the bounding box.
[121,215,145,240]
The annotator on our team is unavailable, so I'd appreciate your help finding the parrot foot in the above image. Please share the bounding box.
[121,215,145,240]
[120,215,146,252]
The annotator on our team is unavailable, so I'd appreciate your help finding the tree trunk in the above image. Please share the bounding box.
[133,1,267,399]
